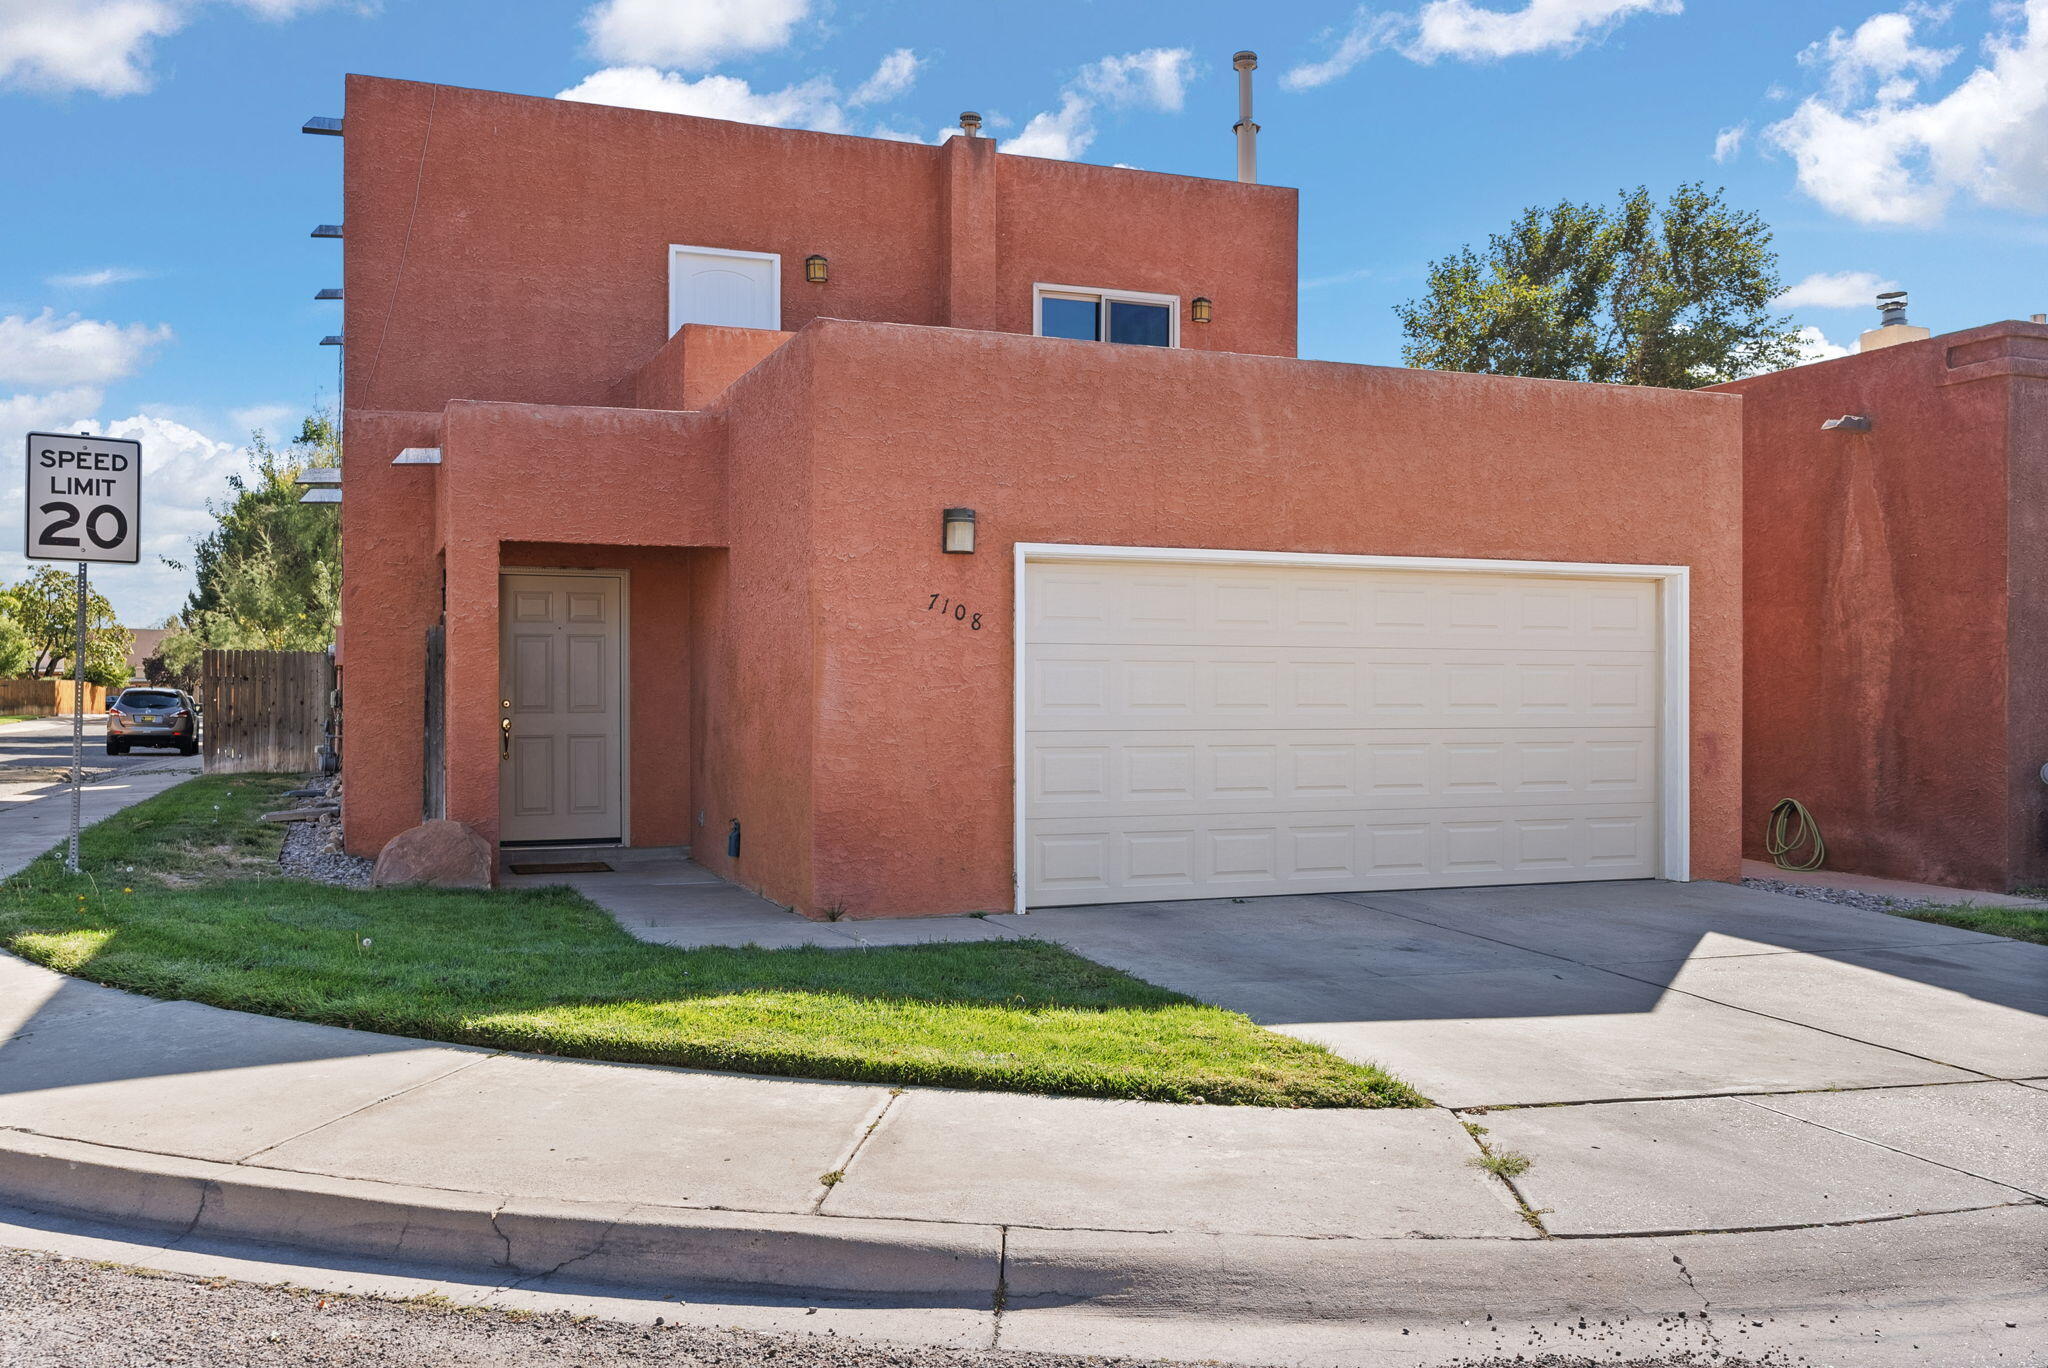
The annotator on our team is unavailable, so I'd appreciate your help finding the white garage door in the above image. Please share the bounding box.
[1022,559,1665,908]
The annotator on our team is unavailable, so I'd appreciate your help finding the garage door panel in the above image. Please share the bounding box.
[1025,804,1660,907]
[1029,564,1657,652]
[1027,728,1658,816]
[1027,646,1657,730]
[1023,561,1664,907]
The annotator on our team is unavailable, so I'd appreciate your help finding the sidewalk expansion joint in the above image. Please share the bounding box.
[1544,1199,2040,1240]
[989,1226,1008,1349]
[233,1050,502,1165]
[810,1088,901,1215]
[1736,1092,2048,1201]
[1453,1075,2018,1112]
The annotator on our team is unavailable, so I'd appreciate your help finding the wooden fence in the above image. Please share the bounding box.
[201,649,335,773]
[0,678,108,716]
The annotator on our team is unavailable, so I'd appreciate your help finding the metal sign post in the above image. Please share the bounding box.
[68,563,85,873]
[24,432,143,876]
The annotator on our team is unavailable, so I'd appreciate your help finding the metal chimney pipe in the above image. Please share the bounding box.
[1878,289,1909,327]
[1233,51,1259,184]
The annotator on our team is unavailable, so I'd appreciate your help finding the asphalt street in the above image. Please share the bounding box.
[0,1247,1807,1368]
[0,715,190,778]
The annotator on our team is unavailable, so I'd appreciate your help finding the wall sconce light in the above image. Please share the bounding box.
[804,254,829,284]
[942,507,976,554]
[1191,296,1213,324]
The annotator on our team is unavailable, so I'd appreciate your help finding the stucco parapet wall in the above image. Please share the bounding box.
[434,401,728,549]
[1936,319,2048,387]
[611,324,796,412]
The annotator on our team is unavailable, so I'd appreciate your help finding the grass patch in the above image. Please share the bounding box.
[1884,900,2048,946]
[0,714,37,726]
[0,773,1424,1109]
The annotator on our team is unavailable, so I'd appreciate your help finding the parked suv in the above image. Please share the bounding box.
[108,688,199,756]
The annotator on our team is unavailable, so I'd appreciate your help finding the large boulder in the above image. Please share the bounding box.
[372,819,493,889]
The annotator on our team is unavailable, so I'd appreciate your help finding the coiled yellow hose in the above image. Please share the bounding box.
[1765,798,1826,872]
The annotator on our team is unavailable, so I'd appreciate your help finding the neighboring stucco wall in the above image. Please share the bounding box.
[723,321,1743,918]
[1719,322,2047,891]
[338,409,442,855]
[613,325,795,411]
[339,75,1297,420]
[2003,339,2048,889]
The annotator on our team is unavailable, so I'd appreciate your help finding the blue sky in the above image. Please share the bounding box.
[2,0,2043,622]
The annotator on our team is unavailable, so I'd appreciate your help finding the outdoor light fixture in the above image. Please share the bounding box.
[804,254,829,284]
[1191,296,1213,324]
[942,507,976,554]
[1821,414,1872,432]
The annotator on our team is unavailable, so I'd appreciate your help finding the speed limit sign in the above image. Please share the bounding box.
[25,432,141,564]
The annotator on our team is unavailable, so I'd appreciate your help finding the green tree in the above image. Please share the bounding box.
[1396,184,1805,389]
[66,635,131,689]
[6,566,128,678]
[0,610,34,679]
[173,412,341,651]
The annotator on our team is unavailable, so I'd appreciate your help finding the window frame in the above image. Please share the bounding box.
[1032,283,1181,349]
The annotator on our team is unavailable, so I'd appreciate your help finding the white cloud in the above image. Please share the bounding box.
[0,0,351,97]
[557,68,850,133]
[1077,47,1194,111]
[1285,0,1680,87]
[581,0,809,70]
[1712,123,1746,162]
[849,47,921,107]
[0,311,172,389]
[0,0,182,96]
[45,267,150,290]
[1001,48,1197,162]
[1792,325,1851,365]
[1773,270,1901,310]
[1004,93,1096,160]
[1766,1,2048,226]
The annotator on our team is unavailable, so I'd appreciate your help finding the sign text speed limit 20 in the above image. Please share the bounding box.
[25,432,141,564]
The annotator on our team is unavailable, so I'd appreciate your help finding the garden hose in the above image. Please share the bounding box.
[1765,798,1826,872]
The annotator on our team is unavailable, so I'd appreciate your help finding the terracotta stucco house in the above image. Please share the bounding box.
[335,75,1746,917]
[1720,317,2048,894]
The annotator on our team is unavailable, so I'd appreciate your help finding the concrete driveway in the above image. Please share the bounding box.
[1023,879,2046,1106]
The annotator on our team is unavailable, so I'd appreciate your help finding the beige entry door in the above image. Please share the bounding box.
[1022,560,1663,907]
[499,572,626,844]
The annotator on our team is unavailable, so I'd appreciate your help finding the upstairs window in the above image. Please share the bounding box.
[1035,285,1178,348]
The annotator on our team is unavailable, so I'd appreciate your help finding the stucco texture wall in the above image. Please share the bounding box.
[338,75,1296,422]
[705,321,1743,918]
[1718,321,2048,891]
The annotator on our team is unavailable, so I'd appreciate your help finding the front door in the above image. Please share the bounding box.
[499,572,625,845]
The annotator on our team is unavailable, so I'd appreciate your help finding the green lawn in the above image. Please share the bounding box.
[1886,900,2048,946]
[0,774,1423,1109]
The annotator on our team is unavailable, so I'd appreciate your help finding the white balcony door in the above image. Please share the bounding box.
[500,572,625,845]
[668,245,780,334]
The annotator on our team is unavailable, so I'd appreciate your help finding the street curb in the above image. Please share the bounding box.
[0,1130,1002,1303]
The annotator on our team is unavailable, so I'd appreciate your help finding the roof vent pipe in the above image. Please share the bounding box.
[1878,290,1909,326]
[959,111,982,138]
[1233,51,1259,184]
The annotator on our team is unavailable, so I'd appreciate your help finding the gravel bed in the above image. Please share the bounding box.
[275,775,374,889]
[1741,876,1934,914]
[0,1246,1809,1368]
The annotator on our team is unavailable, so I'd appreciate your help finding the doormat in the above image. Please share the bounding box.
[509,861,613,875]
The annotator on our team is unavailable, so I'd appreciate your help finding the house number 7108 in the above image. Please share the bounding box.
[928,594,983,630]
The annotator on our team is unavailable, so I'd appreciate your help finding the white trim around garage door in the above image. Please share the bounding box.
[1010,543,1692,913]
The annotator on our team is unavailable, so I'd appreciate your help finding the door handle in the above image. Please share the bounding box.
[501,716,512,759]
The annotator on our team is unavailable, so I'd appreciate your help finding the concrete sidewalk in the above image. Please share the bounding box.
[2,932,2043,1364]
[2,821,2042,1362]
